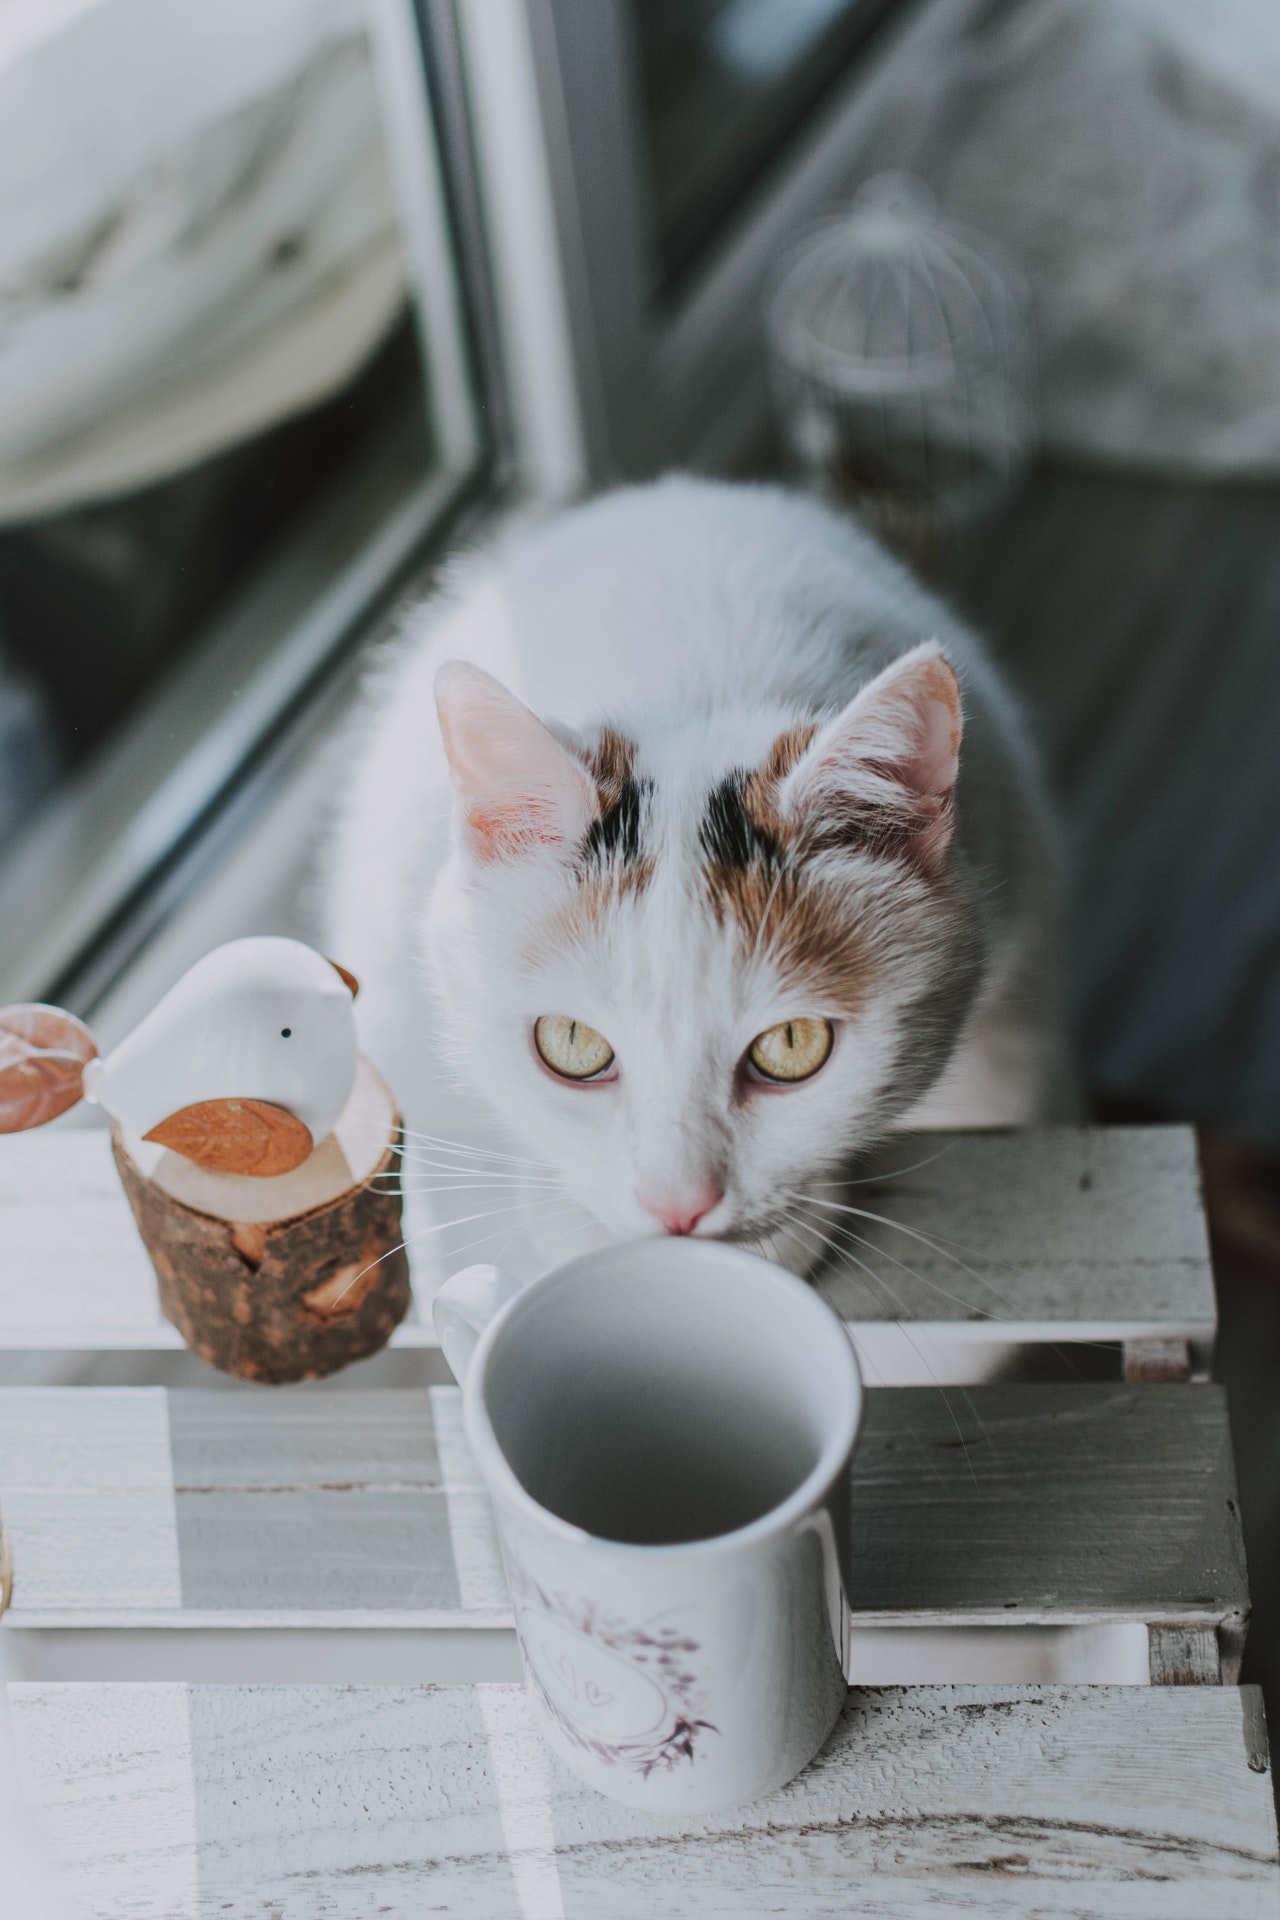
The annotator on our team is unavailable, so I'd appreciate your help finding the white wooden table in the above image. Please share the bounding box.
[9,1681,1276,1919]
[2,1124,1277,1917]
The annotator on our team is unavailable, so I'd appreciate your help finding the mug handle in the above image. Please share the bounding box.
[432,1263,526,1385]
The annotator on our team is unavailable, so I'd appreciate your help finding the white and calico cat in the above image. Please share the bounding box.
[325,477,1070,1272]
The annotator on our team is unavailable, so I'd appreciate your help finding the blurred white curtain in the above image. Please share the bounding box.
[865,0,1280,475]
[0,0,406,523]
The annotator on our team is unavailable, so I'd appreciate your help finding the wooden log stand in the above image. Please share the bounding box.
[111,1056,409,1383]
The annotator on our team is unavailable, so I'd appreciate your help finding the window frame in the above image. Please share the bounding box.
[524,0,977,482]
[0,0,497,1007]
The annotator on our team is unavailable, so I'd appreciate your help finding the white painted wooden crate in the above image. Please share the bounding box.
[0,1381,1248,1685]
[0,1126,1215,1383]
[2,1121,1274,1917]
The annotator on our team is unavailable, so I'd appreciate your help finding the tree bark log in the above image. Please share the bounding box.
[111,1062,409,1383]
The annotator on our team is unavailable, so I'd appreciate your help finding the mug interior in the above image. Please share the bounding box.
[479,1241,859,1547]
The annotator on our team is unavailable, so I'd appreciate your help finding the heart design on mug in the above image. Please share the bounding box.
[555,1652,579,1697]
[518,1608,671,1743]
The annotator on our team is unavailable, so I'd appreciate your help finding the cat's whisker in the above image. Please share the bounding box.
[757,1219,790,1271]
[368,1177,564,1201]
[422,1202,585,1271]
[380,1153,561,1180]
[768,1204,841,1276]
[393,1131,543,1155]
[792,1192,1006,1307]
[787,1202,988,1484]
[390,1151,559,1182]
[799,1198,1108,1386]
[527,1212,607,1266]
[781,1216,915,1408]
[380,1145,556,1167]
[788,1191,1003,1342]
[386,1144,560,1175]
[774,1207,952,1487]
[780,1206,924,1404]
[800,1202,1003,1326]
[836,1142,958,1187]
[394,1129,555,1172]
[386,1184,563,1204]
[800,1186,1119,1368]
[323,1194,568,1307]
[806,1192,987,1265]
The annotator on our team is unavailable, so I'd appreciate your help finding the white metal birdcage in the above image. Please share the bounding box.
[766,173,1035,550]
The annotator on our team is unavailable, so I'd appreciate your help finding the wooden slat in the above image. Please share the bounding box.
[0,1132,431,1351]
[0,1128,1214,1374]
[0,1135,173,1346]
[1149,1624,1224,1686]
[0,1384,1246,1643]
[849,1384,1245,1631]
[815,1126,1214,1365]
[0,1387,182,1614]
[8,1680,1276,1917]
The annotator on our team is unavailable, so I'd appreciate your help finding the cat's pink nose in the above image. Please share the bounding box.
[641,1182,724,1236]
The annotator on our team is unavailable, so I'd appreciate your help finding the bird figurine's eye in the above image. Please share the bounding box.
[534,1015,614,1081]
[748,1018,833,1083]
[280,1028,292,1038]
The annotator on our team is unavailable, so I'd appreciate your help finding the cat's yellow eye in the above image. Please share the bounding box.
[748,1017,833,1084]
[534,1014,615,1081]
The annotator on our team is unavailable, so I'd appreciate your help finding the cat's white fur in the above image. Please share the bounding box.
[325,478,1070,1268]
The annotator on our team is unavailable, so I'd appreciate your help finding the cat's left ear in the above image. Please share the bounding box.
[435,661,598,863]
[778,644,962,872]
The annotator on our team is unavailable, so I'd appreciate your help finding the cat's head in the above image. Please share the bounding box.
[425,646,980,1249]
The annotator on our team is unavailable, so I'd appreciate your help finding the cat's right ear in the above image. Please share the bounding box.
[777,644,962,872]
[434,662,598,864]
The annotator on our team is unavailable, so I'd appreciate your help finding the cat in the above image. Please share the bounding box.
[324,476,1072,1275]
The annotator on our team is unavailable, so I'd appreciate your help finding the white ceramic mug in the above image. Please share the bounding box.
[433,1238,863,1813]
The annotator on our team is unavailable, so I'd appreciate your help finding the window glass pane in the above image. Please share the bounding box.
[632,0,906,298]
[0,0,476,991]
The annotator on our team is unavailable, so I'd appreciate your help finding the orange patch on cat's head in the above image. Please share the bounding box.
[583,726,637,812]
[699,727,876,1018]
[704,861,876,1018]
[526,726,655,960]
[740,722,817,839]
[542,857,657,957]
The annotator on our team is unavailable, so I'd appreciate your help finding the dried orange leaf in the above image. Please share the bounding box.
[0,1004,97,1132]
[144,1098,314,1176]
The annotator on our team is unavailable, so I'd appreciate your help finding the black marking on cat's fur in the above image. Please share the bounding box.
[700,771,785,872]
[581,774,652,868]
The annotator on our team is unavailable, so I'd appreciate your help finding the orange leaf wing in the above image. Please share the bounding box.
[0,1005,97,1132]
[144,1099,314,1176]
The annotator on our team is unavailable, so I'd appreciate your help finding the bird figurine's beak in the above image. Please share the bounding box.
[327,961,359,998]
[143,1099,315,1177]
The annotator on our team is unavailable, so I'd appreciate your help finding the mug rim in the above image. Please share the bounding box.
[459,1238,863,1559]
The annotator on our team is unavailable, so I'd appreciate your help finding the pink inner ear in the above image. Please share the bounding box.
[435,660,598,863]
[780,645,963,871]
[900,653,962,800]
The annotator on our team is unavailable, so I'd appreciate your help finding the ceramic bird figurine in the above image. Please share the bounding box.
[0,938,359,1176]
